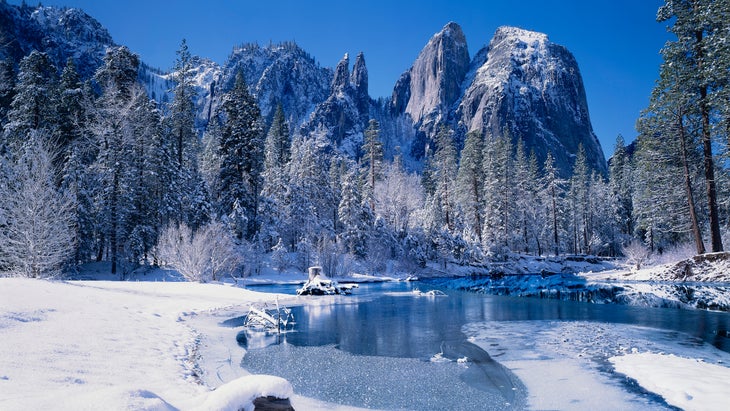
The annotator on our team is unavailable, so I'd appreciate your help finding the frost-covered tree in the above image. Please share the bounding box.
[156,220,241,282]
[0,133,75,278]
[361,118,383,212]
[0,59,17,129]
[609,135,633,240]
[540,152,565,256]
[338,167,372,258]
[214,70,264,240]
[3,51,58,150]
[654,0,728,252]
[482,131,513,256]
[456,130,485,243]
[375,154,424,237]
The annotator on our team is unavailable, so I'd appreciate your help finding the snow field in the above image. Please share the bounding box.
[0,278,296,410]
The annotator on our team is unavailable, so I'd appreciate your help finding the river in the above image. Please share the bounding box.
[231,280,730,410]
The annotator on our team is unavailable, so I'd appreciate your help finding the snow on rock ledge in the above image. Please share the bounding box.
[192,375,293,411]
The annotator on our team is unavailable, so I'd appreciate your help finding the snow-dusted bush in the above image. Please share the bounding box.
[0,134,75,279]
[649,242,698,266]
[155,221,241,282]
[622,241,650,270]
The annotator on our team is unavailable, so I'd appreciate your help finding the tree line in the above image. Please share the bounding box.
[1,0,728,280]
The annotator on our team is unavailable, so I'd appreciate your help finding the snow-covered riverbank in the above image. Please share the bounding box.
[0,278,347,410]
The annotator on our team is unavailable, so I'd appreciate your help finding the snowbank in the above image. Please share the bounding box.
[191,375,293,411]
[610,353,730,411]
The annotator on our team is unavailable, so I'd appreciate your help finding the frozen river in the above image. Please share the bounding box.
[232,280,730,410]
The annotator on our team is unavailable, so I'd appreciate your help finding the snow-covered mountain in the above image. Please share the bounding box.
[215,42,332,129]
[392,23,606,176]
[1,3,607,175]
[455,26,607,176]
[0,2,113,79]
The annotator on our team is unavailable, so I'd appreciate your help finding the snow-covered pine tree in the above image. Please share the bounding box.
[482,130,513,257]
[259,104,291,248]
[214,70,265,240]
[0,59,16,129]
[283,128,335,251]
[455,130,485,244]
[165,39,210,231]
[567,145,590,254]
[655,0,728,252]
[338,167,372,258]
[361,118,383,213]
[540,152,565,256]
[3,51,58,152]
[426,125,459,234]
[88,46,152,275]
[56,58,85,180]
[609,135,633,242]
[512,140,541,254]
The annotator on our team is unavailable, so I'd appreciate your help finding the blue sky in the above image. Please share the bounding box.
[13,0,669,155]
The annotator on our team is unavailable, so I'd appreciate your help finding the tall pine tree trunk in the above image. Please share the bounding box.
[679,114,705,255]
[695,28,723,252]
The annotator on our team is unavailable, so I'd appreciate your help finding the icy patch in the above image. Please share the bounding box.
[242,343,526,410]
[611,353,730,411]
[463,320,730,410]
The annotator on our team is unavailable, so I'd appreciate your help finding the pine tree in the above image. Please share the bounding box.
[169,39,197,171]
[214,70,265,240]
[455,130,485,243]
[540,152,565,256]
[338,167,372,258]
[656,0,728,252]
[0,58,15,127]
[568,145,590,254]
[361,118,383,212]
[609,135,633,240]
[264,104,290,173]
[482,130,513,255]
[87,46,147,275]
[3,51,58,150]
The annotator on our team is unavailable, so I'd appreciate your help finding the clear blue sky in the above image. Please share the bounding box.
[13,0,669,156]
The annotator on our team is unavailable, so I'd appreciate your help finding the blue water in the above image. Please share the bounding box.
[237,280,730,409]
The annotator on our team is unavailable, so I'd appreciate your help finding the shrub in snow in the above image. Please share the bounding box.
[155,220,242,282]
[622,241,650,270]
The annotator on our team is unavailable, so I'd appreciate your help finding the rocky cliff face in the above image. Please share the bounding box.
[455,26,606,176]
[391,22,470,157]
[214,42,332,128]
[299,52,373,156]
[0,3,113,79]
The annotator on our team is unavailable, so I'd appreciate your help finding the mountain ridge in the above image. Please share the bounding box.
[0,2,607,177]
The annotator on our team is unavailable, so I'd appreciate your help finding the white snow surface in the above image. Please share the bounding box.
[464,320,730,411]
[611,353,730,411]
[0,277,303,410]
